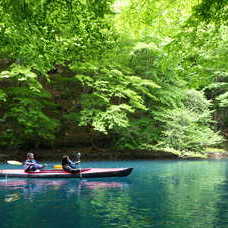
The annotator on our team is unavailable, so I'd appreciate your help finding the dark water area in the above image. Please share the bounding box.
[0,160,228,228]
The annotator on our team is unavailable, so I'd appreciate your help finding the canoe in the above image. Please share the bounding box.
[0,168,133,178]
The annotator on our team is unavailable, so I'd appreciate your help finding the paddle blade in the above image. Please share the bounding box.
[7,160,23,165]
[53,164,62,169]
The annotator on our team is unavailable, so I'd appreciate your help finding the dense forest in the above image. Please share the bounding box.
[0,0,227,158]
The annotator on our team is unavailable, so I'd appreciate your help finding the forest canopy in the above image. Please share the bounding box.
[0,0,227,158]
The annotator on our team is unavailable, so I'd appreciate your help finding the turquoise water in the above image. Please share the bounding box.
[0,160,228,228]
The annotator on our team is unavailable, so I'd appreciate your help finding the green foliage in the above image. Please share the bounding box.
[2,100,59,145]
[70,63,159,134]
[0,0,227,157]
[0,64,43,93]
[155,90,223,154]
[190,0,228,25]
[216,92,228,108]
[108,24,224,154]
[0,0,116,73]
[129,43,161,74]
[157,108,222,153]
[206,71,228,107]
[183,89,212,114]
[86,0,115,17]
[114,117,159,150]
[80,104,133,133]
[114,87,223,154]
[0,65,59,147]
[169,24,228,90]
[0,0,118,148]
[0,89,6,102]
[115,0,198,39]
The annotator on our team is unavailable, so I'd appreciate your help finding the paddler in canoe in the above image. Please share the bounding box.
[61,155,81,174]
[24,153,46,172]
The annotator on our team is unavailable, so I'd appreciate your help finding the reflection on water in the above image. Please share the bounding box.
[0,178,130,201]
[1,160,228,228]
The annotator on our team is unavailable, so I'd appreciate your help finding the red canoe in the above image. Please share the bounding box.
[0,168,133,178]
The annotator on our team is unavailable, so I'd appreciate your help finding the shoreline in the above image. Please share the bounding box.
[0,147,228,162]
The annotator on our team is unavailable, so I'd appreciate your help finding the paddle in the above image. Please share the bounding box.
[77,152,82,178]
[53,164,62,169]
[7,160,23,165]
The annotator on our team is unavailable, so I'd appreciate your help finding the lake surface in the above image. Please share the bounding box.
[0,160,228,228]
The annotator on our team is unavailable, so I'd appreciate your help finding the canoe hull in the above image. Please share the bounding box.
[0,168,133,178]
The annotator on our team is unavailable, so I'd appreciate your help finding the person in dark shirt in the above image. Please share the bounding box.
[24,153,45,172]
[62,155,80,174]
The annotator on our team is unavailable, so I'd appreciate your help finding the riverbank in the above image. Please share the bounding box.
[0,146,228,162]
[0,147,179,162]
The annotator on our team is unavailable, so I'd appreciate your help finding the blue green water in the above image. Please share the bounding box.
[0,160,228,228]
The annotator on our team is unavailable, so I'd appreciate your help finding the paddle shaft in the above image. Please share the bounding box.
[76,152,82,178]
